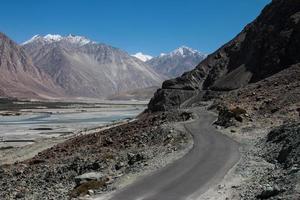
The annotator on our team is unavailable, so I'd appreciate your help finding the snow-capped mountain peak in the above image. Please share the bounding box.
[146,46,207,78]
[170,46,200,57]
[132,52,153,62]
[22,34,95,46]
[157,46,205,58]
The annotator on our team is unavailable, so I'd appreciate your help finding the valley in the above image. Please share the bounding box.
[0,100,145,164]
[0,0,299,200]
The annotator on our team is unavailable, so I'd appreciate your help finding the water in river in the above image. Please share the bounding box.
[0,104,145,145]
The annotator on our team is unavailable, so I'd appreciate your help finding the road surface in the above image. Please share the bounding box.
[107,108,240,200]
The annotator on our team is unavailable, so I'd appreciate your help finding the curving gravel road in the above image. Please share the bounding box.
[107,108,240,200]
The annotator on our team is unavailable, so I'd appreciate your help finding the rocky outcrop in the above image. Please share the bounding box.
[148,89,196,112]
[148,67,208,111]
[148,0,300,111]
[214,107,247,128]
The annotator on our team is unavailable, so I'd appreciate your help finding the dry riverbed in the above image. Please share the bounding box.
[0,118,136,165]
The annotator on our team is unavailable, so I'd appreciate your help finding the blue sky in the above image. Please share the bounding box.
[0,0,271,56]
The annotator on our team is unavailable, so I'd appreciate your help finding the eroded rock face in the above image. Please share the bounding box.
[148,0,300,111]
[148,89,196,112]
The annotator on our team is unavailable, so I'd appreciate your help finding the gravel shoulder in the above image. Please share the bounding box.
[201,105,300,200]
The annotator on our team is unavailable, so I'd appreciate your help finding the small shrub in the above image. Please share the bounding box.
[230,107,247,115]
[103,153,114,160]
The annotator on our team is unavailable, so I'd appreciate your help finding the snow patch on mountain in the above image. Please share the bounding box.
[132,52,153,62]
[65,34,94,45]
[22,35,41,45]
[44,34,63,42]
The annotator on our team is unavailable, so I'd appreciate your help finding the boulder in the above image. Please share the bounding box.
[15,192,25,199]
[75,172,105,186]
[214,107,246,128]
[115,162,125,170]
[127,153,144,165]
[257,184,281,199]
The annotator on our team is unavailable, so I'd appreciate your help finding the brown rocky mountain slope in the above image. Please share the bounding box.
[148,0,300,112]
[0,33,64,99]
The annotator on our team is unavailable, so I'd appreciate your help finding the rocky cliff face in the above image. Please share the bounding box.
[0,33,64,99]
[23,35,164,98]
[148,0,300,111]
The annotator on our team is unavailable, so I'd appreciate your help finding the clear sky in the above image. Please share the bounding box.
[0,0,271,56]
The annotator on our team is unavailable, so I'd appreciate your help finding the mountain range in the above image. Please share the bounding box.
[22,34,163,98]
[0,32,205,100]
[132,47,206,78]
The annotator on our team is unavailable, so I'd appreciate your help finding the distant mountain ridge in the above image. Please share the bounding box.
[146,46,206,78]
[22,34,164,98]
